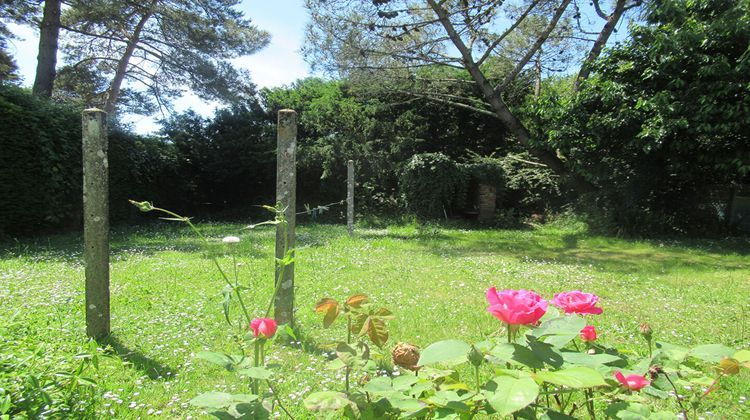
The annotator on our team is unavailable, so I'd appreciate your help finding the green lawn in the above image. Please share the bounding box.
[1,221,749,418]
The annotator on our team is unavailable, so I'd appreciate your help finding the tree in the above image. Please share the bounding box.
[304,0,640,193]
[32,0,61,97]
[539,0,750,233]
[61,0,270,115]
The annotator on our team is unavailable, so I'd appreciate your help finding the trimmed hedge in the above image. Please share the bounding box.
[0,86,181,235]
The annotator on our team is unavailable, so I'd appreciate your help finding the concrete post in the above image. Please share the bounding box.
[82,108,110,339]
[347,160,354,235]
[275,109,296,325]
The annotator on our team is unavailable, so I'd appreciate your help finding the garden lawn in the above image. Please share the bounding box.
[1,221,749,418]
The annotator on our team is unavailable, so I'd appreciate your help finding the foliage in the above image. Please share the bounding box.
[532,0,750,234]
[0,85,83,234]
[262,78,507,218]
[160,102,276,213]
[304,290,749,419]
[0,86,182,235]
[399,153,467,220]
[60,0,270,113]
[0,315,99,418]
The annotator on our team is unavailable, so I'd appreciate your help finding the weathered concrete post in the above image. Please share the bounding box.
[275,109,296,325]
[82,108,110,339]
[477,183,497,224]
[347,160,354,235]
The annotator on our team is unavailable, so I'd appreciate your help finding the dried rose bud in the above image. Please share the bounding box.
[719,357,740,375]
[639,323,653,341]
[392,342,420,371]
[648,365,664,380]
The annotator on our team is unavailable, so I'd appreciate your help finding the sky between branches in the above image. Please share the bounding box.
[6,0,312,133]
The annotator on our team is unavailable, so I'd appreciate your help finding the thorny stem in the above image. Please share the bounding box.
[345,316,352,393]
[662,371,689,417]
[253,340,260,394]
[585,388,596,419]
[266,380,296,419]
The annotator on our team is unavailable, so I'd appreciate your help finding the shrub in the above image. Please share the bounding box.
[399,153,467,220]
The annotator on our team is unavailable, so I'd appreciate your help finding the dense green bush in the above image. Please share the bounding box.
[399,153,467,219]
[0,86,185,235]
[526,0,750,234]
[0,85,83,235]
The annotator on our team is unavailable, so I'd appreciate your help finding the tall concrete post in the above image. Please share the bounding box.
[347,160,354,235]
[82,108,110,339]
[275,109,296,325]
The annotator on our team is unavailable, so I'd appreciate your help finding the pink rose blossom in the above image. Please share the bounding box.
[614,371,650,391]
[486,288,548,326]
[250,318,278,339]
[580,325,597,342]
[551,291,603,315]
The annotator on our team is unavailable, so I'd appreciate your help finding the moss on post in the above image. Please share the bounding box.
[82,108,110,339]
[275,109,297,325]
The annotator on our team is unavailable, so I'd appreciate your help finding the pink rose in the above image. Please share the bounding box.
[250,318,278,339]
[486,288,548,326]
[614,371,650,391]
[580,325,597,342]
[551,291,603,315]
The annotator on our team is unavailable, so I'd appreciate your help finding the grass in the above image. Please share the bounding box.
[1,219,749,418]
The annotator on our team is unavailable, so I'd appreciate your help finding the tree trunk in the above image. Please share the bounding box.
[574,0,628,91]
[103,9,153,115]
[32,0,61,97]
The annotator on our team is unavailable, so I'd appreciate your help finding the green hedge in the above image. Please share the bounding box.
[0,86,83,234]
[0,86,182,235]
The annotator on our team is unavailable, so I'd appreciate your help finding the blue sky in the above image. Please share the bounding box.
[7,0,313,133]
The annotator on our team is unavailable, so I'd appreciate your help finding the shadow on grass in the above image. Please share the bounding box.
[101,334,178,380]
[389,228,750,275]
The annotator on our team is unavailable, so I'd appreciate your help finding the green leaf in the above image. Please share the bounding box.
[488,343,543,369]
[688,344,735,363]
[561,351,623,368]
[528,337,564,368]
[734,349,750,364]
[363,376,393,394]
[392,375,419,392]
[531,315,586,348]
[189,392,257,409]
[303,391,354,412]
[196,351,235,370]
[190,392,233,409]
[654,342,688,362]
[418,340,471,367]
[604,402,676,419]
[1,394,11,415]
[535,367,607,388]
[237,366,272,379]
[385,394,426,415]
[485,376,539,416]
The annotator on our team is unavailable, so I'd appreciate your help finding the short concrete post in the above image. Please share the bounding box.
[275,109,297,325]
[347,160,354,235]
[82,108,110,339]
